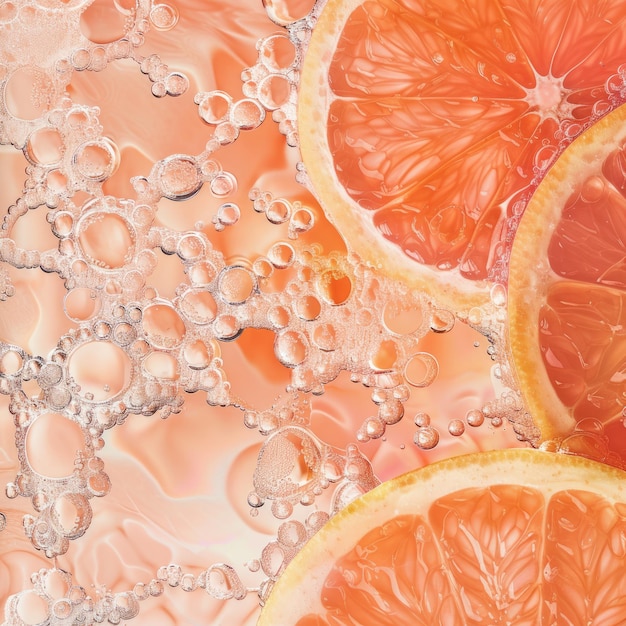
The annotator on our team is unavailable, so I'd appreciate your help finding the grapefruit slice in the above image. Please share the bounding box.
[508,103,626,463]
[298,0,626,310]
[258,449,626,625]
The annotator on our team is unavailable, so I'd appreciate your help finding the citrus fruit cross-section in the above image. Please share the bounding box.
[258,449,626,625]
[509,103,626,464]
[298,0,626,310]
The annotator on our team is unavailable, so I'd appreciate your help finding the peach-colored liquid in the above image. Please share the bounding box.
[0,0,526,624]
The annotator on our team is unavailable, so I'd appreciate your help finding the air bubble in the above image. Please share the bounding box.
[295,295,321,321]
[218,266,256,304]
[52,599,72,619]
[159,156,203,200]
[490,283,507,307]
[414,412,431,427]
[289,207,314,236]
[258,74,291,109]
[274,331,308,367]
[166,72,189,96]
[268,306,290,329]
[180,289,218,324]
[51,493,92,539]
[210,172,237,197]
[78,212,135,269]
[268,242,295,268]
[197,91,232,124]
[64,288,100,322]
[150,3,179,30]
[312,323,337,351]
[178,234,206,260]
[73,138,120,181]
[466,408,485,427]
[143,304,186,348]
[365,416,385,438]
[266,199,291,224]
[216,202,240,227]
[214,122,239,145]
[379,399,404,425]
[231,99,265,130]
[448,419,465,436]
[253,257,273,278]
[16,591,50,625]
[68,342,131,401]
[26,128,64,165]
[213,314,241,341]
[404,352,439,387]
[184,340,211,370]
[430,308,455,333]
[4,65,55,120]
[0,348,23,375]
[143,352,179,380]
[414,426,439,449]
[26,414,84,479]
[271,499,293,519]
[258,33,296,71]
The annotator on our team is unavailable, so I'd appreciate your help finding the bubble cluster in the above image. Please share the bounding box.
[0,0,527,622]
[241,32,300,145]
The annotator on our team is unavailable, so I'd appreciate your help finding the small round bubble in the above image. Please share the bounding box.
[150,3,179,30]
[271,499,293,519]
[466,408,485,427]
[210,172,237,198]
[414,412,431,427]
[448,419,465,436]
[231,99,265,130]
[216,202,240,226]
[414,426,439,449]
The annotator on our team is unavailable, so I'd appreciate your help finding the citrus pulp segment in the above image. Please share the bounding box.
[508,104,626,456]
[298,0,626,310]
[258,449,626,625]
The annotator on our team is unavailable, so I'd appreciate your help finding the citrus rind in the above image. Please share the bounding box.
[298,0,492,313]
[258,448,626,624]
[508,104,626,441]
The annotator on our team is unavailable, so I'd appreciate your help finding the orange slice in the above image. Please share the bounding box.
[258,449,626,624]
[509,103,626,463]
[298,0,626,310]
